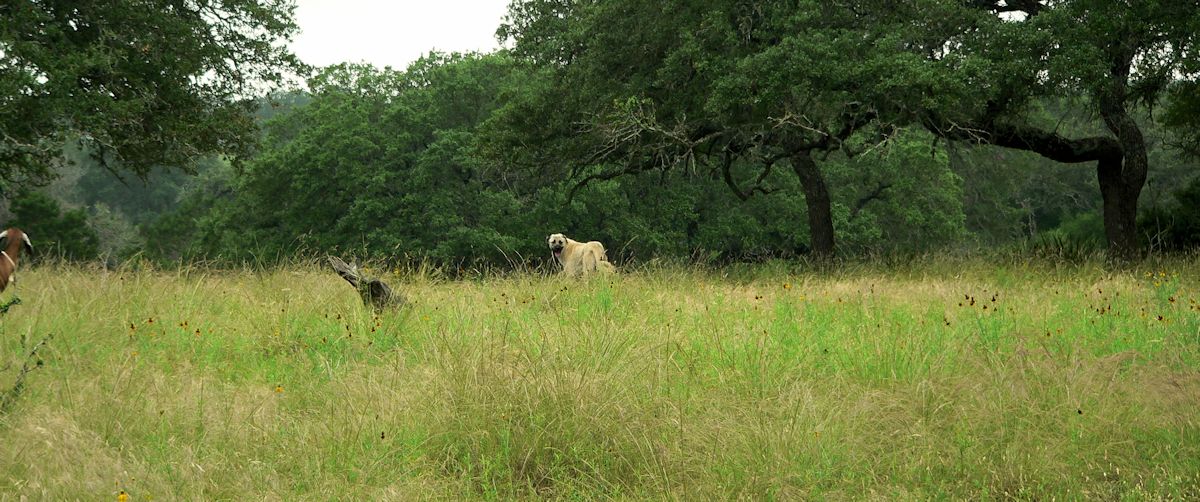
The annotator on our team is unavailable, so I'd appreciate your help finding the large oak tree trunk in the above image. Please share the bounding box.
[791,150,835,258]
[1098,92,1148,260]
[1096,155,1142,258]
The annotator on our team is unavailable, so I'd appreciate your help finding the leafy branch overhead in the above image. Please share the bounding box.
[0,0,307,184]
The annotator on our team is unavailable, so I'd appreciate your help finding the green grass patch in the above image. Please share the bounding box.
[1,258,1198,499]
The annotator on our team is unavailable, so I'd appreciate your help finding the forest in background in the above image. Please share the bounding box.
[3,1,1199,266]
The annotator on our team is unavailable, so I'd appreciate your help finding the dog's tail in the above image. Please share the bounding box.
[594,244,615,273]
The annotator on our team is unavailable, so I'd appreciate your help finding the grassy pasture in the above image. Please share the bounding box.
[1,258,1198,500]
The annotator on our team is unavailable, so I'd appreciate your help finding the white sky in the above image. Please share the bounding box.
[289,0,512,70]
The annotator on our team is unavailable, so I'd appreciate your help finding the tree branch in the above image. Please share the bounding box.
[849,182,892,221]
[926,114,1121,164]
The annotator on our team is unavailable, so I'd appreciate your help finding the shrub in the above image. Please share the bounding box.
[8,191,100,261]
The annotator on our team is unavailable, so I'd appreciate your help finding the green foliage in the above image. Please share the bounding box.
[827,133,967,253]
[1163,81,1200,158]
[8,192,98,261]
[139,44,989,266]
[494,0,933,256]
[128,0,1198,265]
[0,0,305,184]
[145,55,526,264]
[75,166,192,226]
[1141,177,1200,251]
[1055,212,1106,246]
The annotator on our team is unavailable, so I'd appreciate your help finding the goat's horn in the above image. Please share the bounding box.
[21,233,31,248]
[0,230,7,240]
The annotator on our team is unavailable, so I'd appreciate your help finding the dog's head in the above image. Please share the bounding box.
[547,233,567,258]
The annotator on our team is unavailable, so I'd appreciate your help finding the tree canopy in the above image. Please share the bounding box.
[893,0,1200,256]
[486,0,1200,259]
[0,0,305,188]
[6,0,1200,265]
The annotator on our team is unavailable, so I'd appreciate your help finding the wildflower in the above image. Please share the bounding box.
[118,491,129,502]
[783,283,792,290]
[275,385,284,393]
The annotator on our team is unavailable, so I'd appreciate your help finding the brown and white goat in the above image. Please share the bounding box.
[0,228,33,292]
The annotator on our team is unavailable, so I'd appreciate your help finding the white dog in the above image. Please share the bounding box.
[547,233,615,276]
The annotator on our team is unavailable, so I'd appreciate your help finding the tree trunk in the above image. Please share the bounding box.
[1096,155,1141,259]
[1098,85,1149,260]
[943,119,1137,261]
[791,150,835,258]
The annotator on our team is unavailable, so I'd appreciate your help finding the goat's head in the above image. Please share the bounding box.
[0,228,33,258]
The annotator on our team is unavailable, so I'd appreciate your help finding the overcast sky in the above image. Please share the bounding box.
[289,0,512,70]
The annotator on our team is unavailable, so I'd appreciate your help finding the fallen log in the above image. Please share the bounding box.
[327,256,406,310]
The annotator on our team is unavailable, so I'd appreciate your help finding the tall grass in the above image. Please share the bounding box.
[1,257,1198,499]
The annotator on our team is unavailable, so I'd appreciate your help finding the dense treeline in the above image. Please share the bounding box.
[2,1,1198,265]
